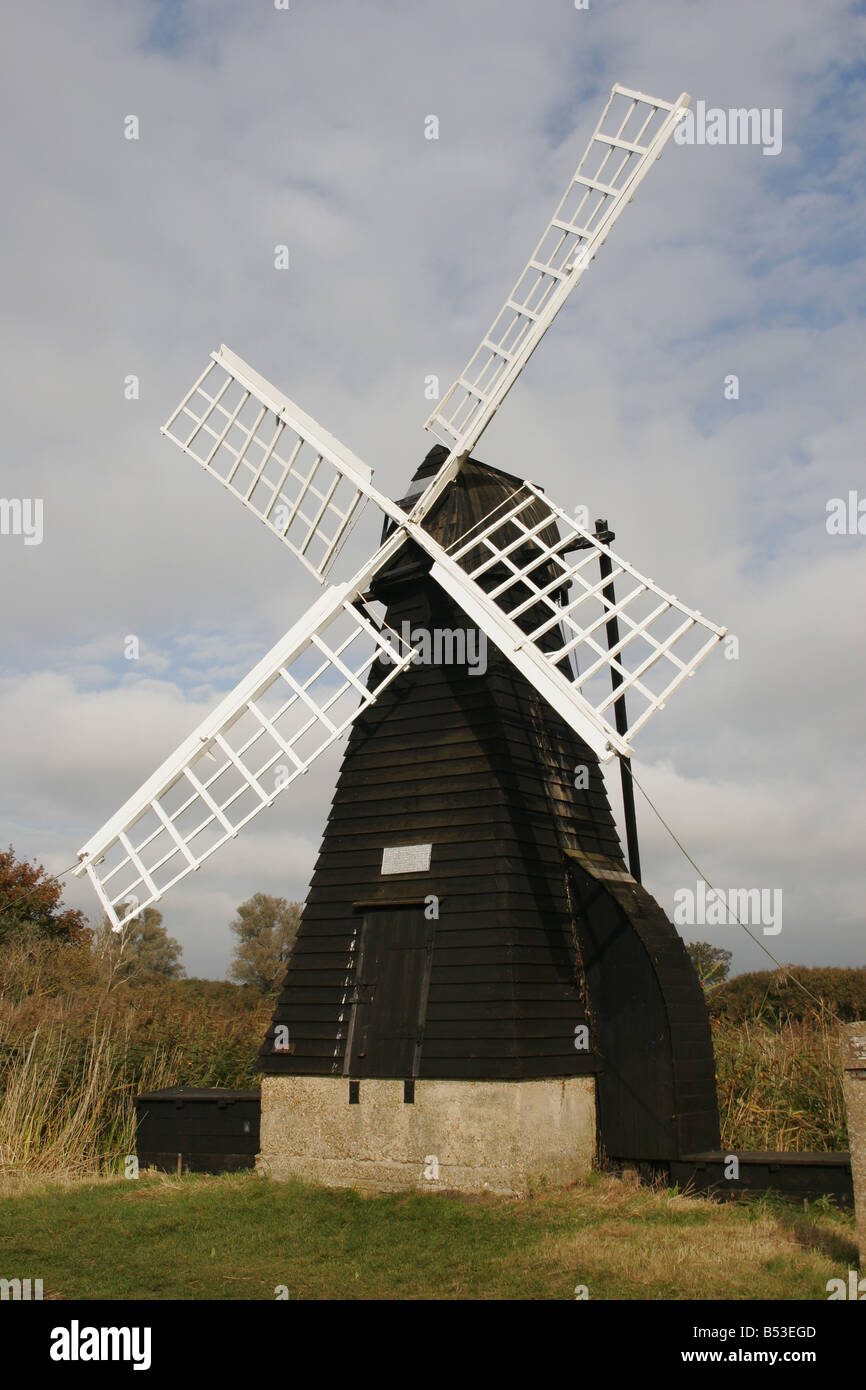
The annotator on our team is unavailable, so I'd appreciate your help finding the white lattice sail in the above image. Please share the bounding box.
[431,480,725,760]
[424,85,689,457]
[162,346,386,582]
[75,588,417,928]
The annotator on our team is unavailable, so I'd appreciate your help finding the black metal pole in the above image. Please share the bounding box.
[594,518,641,883]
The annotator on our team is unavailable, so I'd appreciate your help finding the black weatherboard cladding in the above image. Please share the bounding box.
[259,449,720,1158]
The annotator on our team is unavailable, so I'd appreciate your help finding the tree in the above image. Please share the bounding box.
[0,845,89,944]
[94,906,185,986]
[707,965,866,1022]
[686,941,733,991]
[228,894,301,993]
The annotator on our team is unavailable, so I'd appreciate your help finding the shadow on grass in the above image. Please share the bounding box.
[772,1207,859,1267]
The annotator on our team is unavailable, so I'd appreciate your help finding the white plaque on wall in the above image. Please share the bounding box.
[381,843,432,875]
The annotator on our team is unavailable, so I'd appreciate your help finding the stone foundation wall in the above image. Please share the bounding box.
[257,1075,596,1195]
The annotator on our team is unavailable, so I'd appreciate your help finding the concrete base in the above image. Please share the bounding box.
[257,1075,596,1196]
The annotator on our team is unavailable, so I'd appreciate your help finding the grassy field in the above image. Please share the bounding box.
[0,1169,856,1301]
[1,949,861,1302]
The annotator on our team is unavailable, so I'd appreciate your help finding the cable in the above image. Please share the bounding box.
[620,760,845,1026]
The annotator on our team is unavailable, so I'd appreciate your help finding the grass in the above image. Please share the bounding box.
[0,942,858,1302]
[0,1170,856,1301]
[0,946,272,1181]
[0,1019,184,1180]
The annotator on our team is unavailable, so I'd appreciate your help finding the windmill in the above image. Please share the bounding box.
[76,85,725,1193]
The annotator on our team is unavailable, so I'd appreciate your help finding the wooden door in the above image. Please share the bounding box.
[347,908,432,1078]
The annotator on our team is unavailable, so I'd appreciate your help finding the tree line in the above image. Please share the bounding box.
[0,844,300,994]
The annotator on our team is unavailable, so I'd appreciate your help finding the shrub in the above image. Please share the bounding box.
[709,966,866,1023]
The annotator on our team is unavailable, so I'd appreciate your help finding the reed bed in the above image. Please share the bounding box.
[712,1010,847,1152]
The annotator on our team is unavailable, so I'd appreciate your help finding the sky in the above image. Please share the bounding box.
[1,0,864,979]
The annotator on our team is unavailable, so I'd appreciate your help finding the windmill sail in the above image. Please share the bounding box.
[425,477,725,761]
[415,85,689,513]
[162,345,401,582]
[75,585,417,927]
[424,85,689,456]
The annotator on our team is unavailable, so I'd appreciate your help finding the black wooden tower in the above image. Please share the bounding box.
[258,448,720,1167]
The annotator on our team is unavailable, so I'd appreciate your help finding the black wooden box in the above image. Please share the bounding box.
[135,1087,261,1174]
